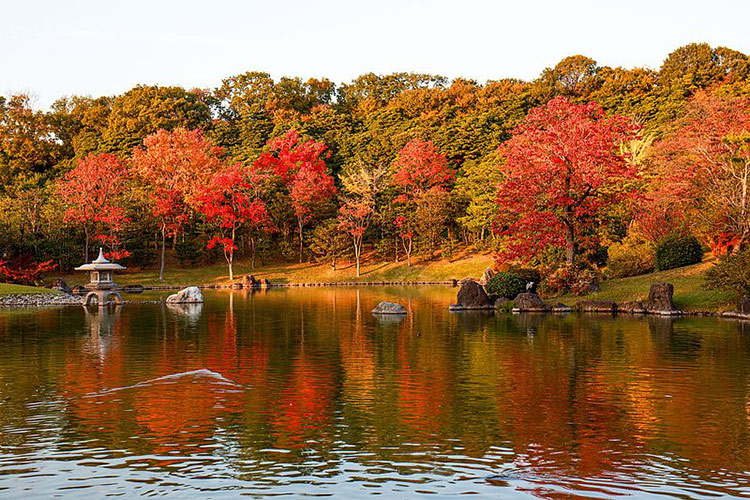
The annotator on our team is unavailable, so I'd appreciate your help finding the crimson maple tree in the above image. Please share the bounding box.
[131,128,223,279]
[198,163,270,280]
[496,97,640,265]
[650,91,750,252]
[391,139,454,265]
[337,199,373,277]
[253,130,336,262]
[57,153,130,261]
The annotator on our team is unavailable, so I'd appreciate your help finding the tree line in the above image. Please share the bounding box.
[0,43,748,285]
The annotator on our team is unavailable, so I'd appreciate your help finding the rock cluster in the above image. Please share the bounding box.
[0,294,83,307]
[50,278,72,294]
[574,300,616,313]
[166,286,204,304]
[617,301,647,314]
[233,276,272,289]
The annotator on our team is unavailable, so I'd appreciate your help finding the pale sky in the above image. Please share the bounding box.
[3,0,749,109]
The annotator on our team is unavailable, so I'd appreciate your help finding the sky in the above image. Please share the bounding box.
[2,0,749,109]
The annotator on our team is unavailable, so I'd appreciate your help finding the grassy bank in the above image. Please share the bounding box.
[557,261,734,312]
[63,252,495,287]
[0,283,61,296]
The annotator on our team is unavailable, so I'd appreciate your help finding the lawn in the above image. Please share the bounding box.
[0,283,61,296]
[557,261,734,312]
[62,251,495,287]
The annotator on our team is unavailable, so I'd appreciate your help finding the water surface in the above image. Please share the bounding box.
[1,286,749,498]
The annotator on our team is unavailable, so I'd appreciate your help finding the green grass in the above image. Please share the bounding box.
[0,283,61,296]
[556,261,734,312]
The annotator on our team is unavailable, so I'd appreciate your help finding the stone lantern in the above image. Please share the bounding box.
[75,248,126,307]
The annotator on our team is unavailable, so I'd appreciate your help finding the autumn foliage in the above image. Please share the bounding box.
[496,97,640,265]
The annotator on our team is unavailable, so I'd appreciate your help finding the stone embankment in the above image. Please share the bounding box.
[0,294,83,307]
[449,278,750,320]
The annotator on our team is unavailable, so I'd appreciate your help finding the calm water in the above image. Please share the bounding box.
[1,286,750,498]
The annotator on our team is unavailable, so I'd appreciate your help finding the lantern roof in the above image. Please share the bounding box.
[75,248,126,271]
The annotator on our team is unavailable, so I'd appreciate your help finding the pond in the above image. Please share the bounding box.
[1,286,749,498]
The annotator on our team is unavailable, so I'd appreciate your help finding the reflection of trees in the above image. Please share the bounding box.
[2,288,750,490]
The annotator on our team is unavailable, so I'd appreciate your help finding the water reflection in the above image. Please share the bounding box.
[0,287,749,497]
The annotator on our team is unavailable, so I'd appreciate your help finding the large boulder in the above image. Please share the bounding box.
[71,285,87,296]
[513,292,548,312]
[166,286,204,304]
[372,301,407,315]
[242,275,258,287]
[574,300,616,313]
[479,267,496,286]
[50,277,72,294]
[738,296,750,315]
[646,283,679,315]
[455,280,493,309]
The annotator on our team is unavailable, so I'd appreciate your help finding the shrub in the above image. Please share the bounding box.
[508,266,541,292]
[540,265,598,297]
[486,272,526,299]
[606,235,655,278]
[705,249,750,298]
[655,234,703,271]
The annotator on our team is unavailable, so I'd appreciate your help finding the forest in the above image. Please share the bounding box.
[1,42,749,297]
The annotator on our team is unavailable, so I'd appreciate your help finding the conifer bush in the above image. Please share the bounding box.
[655,235,703,271]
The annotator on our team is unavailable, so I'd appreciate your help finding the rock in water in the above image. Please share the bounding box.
[372,301,407,314]
[456,280,492,308]
[242,275,257,287]
[513,293,548,312]
[646,283,679,315]
[166,286,204,304]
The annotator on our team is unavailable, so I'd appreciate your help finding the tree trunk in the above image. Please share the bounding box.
[83,226,90,262]
[564,209,575,265]
[354,238,361,277]
[159,224,166,281]
[228,227,236,280]
[564,169,575,265]
[250,236,256,270]
[298,219,304,263]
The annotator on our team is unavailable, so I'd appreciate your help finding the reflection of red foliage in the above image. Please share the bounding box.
[271,352,334,449]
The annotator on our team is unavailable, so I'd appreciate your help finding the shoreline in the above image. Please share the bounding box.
[0,282,746,321]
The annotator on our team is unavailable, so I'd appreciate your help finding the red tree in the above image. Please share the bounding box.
[650,91,750,252]
[131,128,223,280]
[57,153,130,261]
[392,139,454,199]
[253,130,336,262]
[391,139,454,266]
[198,164,270,280]
[337,199,373,277]
[497,97,640,265]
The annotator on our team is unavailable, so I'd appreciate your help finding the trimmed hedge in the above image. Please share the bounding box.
[655,235,703,271]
